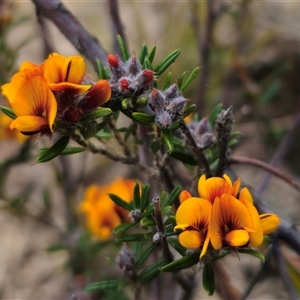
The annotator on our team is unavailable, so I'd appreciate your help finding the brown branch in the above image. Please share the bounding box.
[189,1,216,116]
[31,0,107,69]
[257,111,300,195]
[229,155,300,193]
[108,0,128,55]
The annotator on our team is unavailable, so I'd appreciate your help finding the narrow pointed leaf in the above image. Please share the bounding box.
[180,67,201,92]
[95,131,113,139]
[116,233,149,242]
[168,238,187,256]
[183,104,196,118]
[139,44,148,65]
[1,106,16,119]
[163,72,172,90]
[177,71,187,89]
[117,34,129,61]
[147,45,156,63]
[136,243,155,268]
[96,58,110,79]
[36,135,70,163]
[143,57,153,70]
[80,108,113,122]
[209,103,223,127]
[132,112,155,124]
[154,49,181,76]
[133,182,141,209]
[162,129,174,153]
[113,222,135,234]
[61,147,85,155]
[165,185,182,206]
[161,252,199,272]
[138,258,166,284]
[140,184,150,213]
[85,280,121,292]
[108,193,133,211]
[202,262,215,296]
[237,248,265,263]
[140,217,156,227]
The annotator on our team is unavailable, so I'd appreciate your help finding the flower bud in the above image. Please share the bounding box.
[166,96,189,121]
[164,83,181,100]
[155,111,172,129]
[119,78,131,91]
[116,243,136,278]
[64,107,83,123]
[149,89,165,112]
[126,55,141,76]
[107,54,119,68]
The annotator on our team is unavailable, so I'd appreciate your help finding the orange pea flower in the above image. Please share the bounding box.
[198,174,240,204]
[1,65,57,134]
[175,174,280,259]
[43,53,90,94]
[174,198,212,258]
[79,178,136,240]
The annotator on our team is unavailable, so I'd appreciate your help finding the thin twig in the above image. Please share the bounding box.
[107,116,132,157]
[152,197,193,292]
[229,155,300,193]
[272,239,299,300]
[215,107,233,177]
[179,120,212,177]
[108,0,128,56]
[257,109,300,196]
[31,0,107,69]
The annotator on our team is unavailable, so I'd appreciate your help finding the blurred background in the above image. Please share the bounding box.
[1,1,300,299]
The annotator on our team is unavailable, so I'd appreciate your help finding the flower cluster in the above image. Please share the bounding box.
[148,84,189,129]
[79,178,136,240]
[175,174,280,259]
[107,54,155,101]
[1,53,111,135]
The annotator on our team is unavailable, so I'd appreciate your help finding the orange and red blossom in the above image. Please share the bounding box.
[79,178,136,240]
[174,198,212,258]
[175,174,280,258]
[1,66,57,135]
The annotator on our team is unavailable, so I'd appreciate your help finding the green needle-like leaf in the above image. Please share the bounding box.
[117,35,129,61]
[1,106,16,119]
[108,193,133,211]
[36,135,70,163]
[154,49,181,75]
[180,67,201,92]
[202,262,215,296]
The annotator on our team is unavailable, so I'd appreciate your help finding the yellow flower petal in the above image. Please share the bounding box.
[10,116,49,133]
[11,76,57,132]
[179,230,205,249]
[239,198,263,247]
[175,197,212,230]
[209,194,253,250]
[224,229,249,247]
[198,175,233,203]
[260,213,280,235]
[179,190,192,204]
[48,82,91,94]
[64,55,85,83]
[43,53,85,85]
[239,187,253,204]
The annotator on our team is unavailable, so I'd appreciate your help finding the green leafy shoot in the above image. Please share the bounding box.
[180,67,200,92]
[1,106,16,119]
[154,49,181,76]
[36,135,70,163]
[147,45,156,63]
[96,58,110,79]
[139,44,148,65]
[117,35,129,61]
[108,193,134,211]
